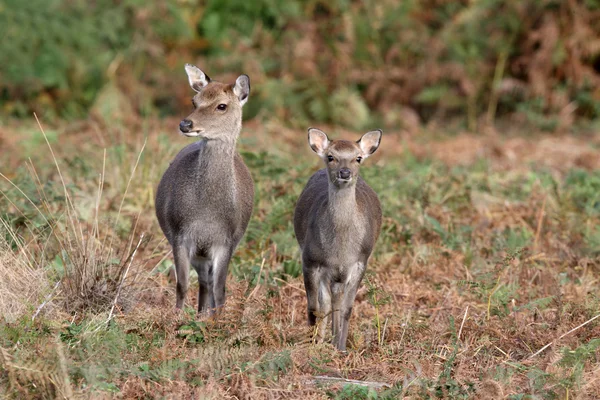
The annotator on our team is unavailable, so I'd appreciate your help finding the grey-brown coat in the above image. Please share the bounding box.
[294,128,383,350]
[155,64,254,313]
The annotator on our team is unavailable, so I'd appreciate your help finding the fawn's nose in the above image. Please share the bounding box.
[179,119,193,133]
[339,168,351,180]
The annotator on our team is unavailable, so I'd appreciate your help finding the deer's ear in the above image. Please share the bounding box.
[233,75,250,106]
[185,64,210,92]
[308,128,330,156]
[357,129,382,158]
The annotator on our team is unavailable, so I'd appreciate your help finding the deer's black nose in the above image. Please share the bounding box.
[179,119,193,133]
[339,168,351,180]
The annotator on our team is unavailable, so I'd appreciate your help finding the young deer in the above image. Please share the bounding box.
[155,64,254,313]
[294,128,383,351]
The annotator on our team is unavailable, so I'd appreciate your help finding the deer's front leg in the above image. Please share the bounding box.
[173,244,191,310]
[302,264,321,326]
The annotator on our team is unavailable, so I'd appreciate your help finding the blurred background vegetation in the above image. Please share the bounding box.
[1,0,600,132]
[2,3,600,397]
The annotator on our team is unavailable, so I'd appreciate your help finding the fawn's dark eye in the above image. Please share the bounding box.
[327,155,334,162]
[217,104,227,111]
[192,99,197,108]
[356,156,362,163]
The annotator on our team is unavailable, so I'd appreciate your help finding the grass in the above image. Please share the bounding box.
[0,116,599,399]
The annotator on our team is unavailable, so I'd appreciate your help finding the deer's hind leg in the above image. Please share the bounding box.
[334,262,366,351]
[210,245,234,314]
[191,254,211,314]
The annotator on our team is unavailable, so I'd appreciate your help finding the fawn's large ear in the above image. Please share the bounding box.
[233,75,250,106]
[185,64,210,92]
[308,128,330,156]
[357,129,382,158]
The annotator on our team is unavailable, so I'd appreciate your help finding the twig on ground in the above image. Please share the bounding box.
[273,277,306,294]
[529,313,600,358]
[313,375,391,389]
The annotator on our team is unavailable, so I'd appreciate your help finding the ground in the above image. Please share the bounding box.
[1,116,599,399]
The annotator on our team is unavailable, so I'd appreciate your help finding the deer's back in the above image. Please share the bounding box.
[155,140,254,250]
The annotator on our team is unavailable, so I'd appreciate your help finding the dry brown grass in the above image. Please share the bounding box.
[0,228,50,324]
[0,118,599,398]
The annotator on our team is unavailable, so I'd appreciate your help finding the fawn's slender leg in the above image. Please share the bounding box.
[317,278,332,341]
[211,246,233,314]
[335,278,362,351]
[333,262,366,350]
[192,257,211,314]
[331,282,345,344]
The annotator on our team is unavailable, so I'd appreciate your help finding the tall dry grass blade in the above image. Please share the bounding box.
[248,257,266,299]
[92,149,106,245]
[123,212,142,265]
[31,281,60,322]
[381,317,389,345]
[106,233,144,324]
[26,160,74,261]
[0,172,50,227]
[0,218,36,270]
[0,190,40,262]
[0,219,51,322]
[25,160,63,262]
[458,305,469,341]
[0,189,35,248]
[149,246,171,275]
[104,138,147,257]
[33,113,84,252]
[27,159,51,211]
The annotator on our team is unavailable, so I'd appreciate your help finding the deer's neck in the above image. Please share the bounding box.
[327,183,358,229]
[198,138,237,186]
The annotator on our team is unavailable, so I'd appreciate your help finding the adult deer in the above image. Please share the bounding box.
[156,64,254,314]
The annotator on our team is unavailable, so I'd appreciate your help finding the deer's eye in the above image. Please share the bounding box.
[192,99,197,108]
[356,156,362,164]
[327,155,334,162]
[217,104,227,111]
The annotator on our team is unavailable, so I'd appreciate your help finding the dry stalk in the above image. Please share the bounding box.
[313,375,391,389]
[530,313,600,358]
[32,281,61,322]
[34,113,84,252]
[248,257,266,299]
[458,305,469,341]
[106,233,144,324]
[103,137,147,258]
